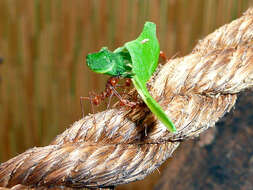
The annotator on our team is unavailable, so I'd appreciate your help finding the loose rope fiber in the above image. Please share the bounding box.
[1,8,253,190]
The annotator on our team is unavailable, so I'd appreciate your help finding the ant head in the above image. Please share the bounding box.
[109,77,119,86]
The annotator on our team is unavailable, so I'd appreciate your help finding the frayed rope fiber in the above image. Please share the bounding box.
[1,8,253,190]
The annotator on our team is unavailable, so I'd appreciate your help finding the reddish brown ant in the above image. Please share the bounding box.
[80,77,136,117]
[159,51,167,64]
[159,50,180,64]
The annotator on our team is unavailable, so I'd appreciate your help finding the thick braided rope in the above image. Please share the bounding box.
[1,8,253,190]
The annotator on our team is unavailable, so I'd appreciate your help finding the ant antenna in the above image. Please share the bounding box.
[89,92,95,113]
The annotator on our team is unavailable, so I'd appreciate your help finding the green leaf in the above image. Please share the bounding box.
[125,22,160,83]
[86,47,132,77]
[85,22,176,133]
[132,78,176,133]
[123,22,176,132]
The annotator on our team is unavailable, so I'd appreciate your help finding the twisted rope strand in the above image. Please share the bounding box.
[1,8,253,189]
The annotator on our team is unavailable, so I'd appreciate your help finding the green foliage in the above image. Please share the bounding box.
[116,22,160,83]
[86,22,176,132]
[86,47,132,77]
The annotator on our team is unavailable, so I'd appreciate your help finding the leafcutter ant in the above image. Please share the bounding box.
[80,77,138,117]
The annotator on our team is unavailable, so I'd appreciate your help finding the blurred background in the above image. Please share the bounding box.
[0,0,252,189]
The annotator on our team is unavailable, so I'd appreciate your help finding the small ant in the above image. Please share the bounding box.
[159,51,167,64]
[80,77,136,117]
[160,51,180,64]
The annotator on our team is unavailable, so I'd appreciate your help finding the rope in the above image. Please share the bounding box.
[1,8,253,190]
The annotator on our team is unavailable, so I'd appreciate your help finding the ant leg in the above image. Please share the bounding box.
[110,86,122,100]
[89,92,95,114]
[170,51,180,60]
[80,92,96,117]
[103,92,113,120]
[80,96,89,117]
[110,86,137,108]
[107,93,113,109]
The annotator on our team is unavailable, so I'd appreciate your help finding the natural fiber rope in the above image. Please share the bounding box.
[1,8,253,190]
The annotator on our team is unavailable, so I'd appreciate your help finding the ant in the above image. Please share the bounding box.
[80,77,137,117]
[159,51,167,64]
[160,50,181,64]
